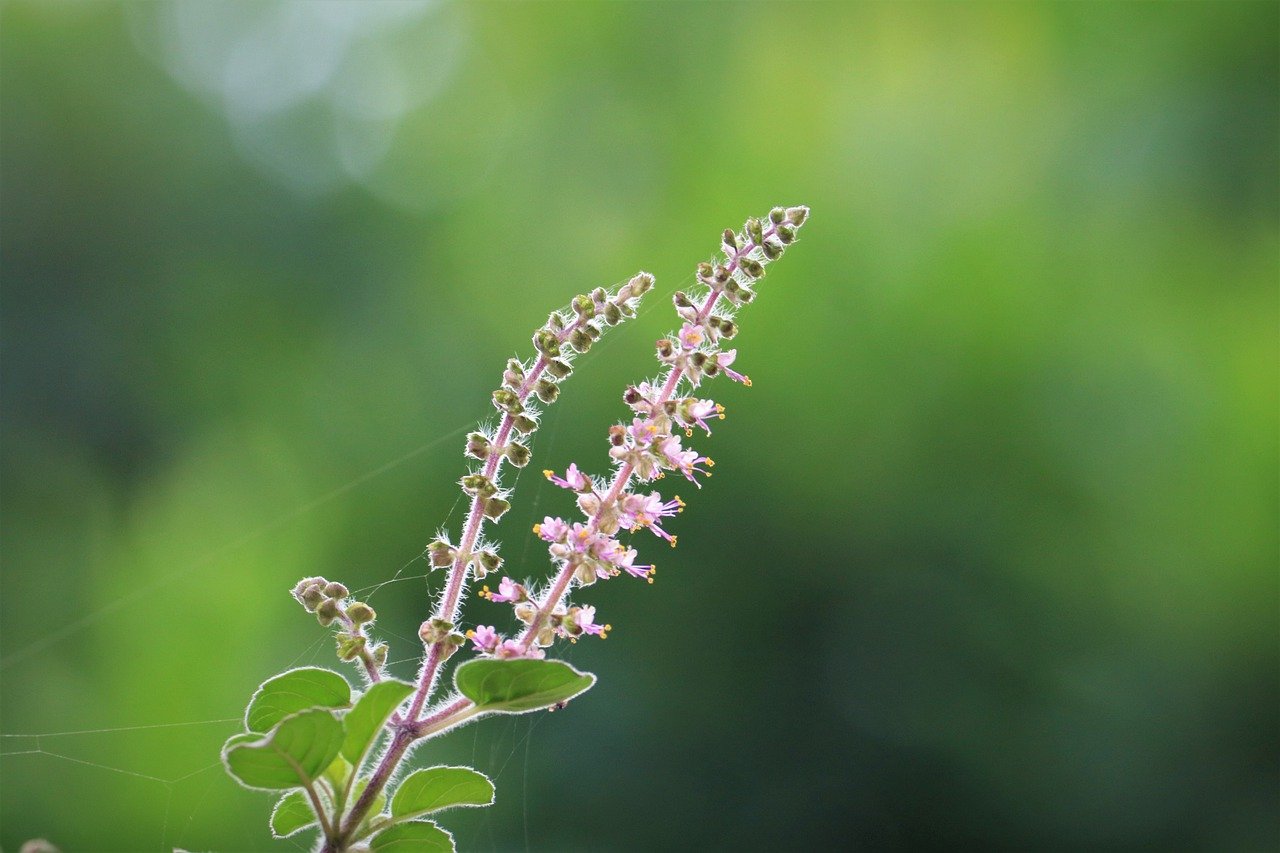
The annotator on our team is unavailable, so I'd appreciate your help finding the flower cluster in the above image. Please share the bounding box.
[474,206,810,657]
[291,576,387,680]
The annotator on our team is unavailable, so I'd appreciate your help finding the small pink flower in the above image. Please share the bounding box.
[495,639,545,659]
[613,547,655,581]
[545,463,590,492]
[573,605,607,636]
[628,418,662,447]
[534,517,569,542]
[685,398,721,434]
[469,625,499,653]
[678,322,706,350]
[715,349,750,385]
[486,576,525,604]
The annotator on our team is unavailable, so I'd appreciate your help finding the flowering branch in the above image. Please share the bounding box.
[221,206,810,853]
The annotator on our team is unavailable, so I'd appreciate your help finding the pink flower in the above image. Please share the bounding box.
[495,639,545,659]
[613,547,655,582]
[678,322,706,350]
[545,463,590,492]
[684,398,722,434]
[534,517,569,542]
[619,492,683,541]
[469,625,499,653]
[715,349,750,385]
[628,418,662,447]
[573,605,607,636]
[486,576,525,604]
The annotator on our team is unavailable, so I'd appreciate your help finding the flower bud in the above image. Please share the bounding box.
[427,538,456,568]
[769,206,786,224]
[514,602,537,624]
[568,328,593,353]
[722,228,739,252]
[656,338,674,359]
[465,432,491,460]
[608,425,626,446]
[292,576,327,598]
[505,441,531,468]
[571,294,595,319]
[623,386,643,406]
[546,358,572,379]
[317,598,341,626]
[740,258,765,279]
[461,473,498,498]
[534,378,559,404]
[476,549,503,575]
[714,265,730,283]
[536,626,556,647]
[492,388,523,414]
[603,301,622,325]
[628,271,654,296]
[533,329,561,357]
[483,497,511,521]
[744,217,764,246]
[371,643,388,668]
[503,358,525,388]
[512,413,539,434]
[776,224,796,244]
[300,583,326,611]
[545,312,565,333]
[323,582,349,599]
[347,602,376,625]
[419,617,454,645]
[673,291,693,309]
[761,240,782,260]
[715,319,738,339]
[786,206,809,226]
[737,286,755,304]
[336,632,366,662]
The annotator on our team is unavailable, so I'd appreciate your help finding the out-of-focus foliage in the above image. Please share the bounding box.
[1,2,1275,850]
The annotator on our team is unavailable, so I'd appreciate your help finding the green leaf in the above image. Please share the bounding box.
[245,667,352,733]
[270,790,318,838]
[370,821,454,852]
[342,679,413,766]
[453,658,595,713]
[390,766,494,820]
[222,708,345,790]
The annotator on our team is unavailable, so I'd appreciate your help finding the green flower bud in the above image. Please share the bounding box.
[300,583,326,611]
[476,549,503,575]
[740,258,765,279]
[673,291,693,308]
[461,474,498,498]
[427,538,455,568]
[786,206,809,226]
[769,206,786,224]
[317,598,341,627]
[533,329,561,356]
[572,294,595,319]
[546,358,573,379]
[535,378,559,404]
[492,388,523,414]
[628,271,654,296]
[776,224,796,244]
[716,319,738,339]
[465,432,491,461]
[418,617,453,645]
[371,643,388,668]
[512,413,539,434]
[505,441,531,468]
[347,602,375,625]
[761,240,782,260]
[323,582,349,599]
[602,302,622,325]
[292,576,327,598]
[546,311,565,332]
[483,497,511,521]
[722,228,739,251]
[745,217,764,246]
[656,338,674,359]
[568,328,593,353]
[336,632,366,662]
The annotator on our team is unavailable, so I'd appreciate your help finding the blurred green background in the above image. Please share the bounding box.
[1,1,1276,850]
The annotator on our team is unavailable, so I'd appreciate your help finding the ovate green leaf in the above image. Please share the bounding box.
[370,820,454,852]
[342,679,413,766]
[222,708,344,790]
[270,790,318,838]
[453,659,594,714]
[246,667,351,733]
[390,766,494,820]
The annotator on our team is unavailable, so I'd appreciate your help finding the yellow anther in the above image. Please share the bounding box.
[669,536,678,548]
[465,629,476,639]
[743,377,753,387]
[685,429,693,438]
[706,458,716,467]
[675,495,685,507]
[715,404,724,413]
[718,414,726,420]
[480,585,492,599]
[533,524,542,535]
[543,469,554,479]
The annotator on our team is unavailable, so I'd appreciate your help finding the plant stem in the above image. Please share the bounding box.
[406,314,591,722]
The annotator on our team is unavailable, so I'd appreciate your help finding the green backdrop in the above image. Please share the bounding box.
[2,1,1276,850]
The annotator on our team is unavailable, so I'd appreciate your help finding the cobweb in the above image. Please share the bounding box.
[0,275,678,851]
